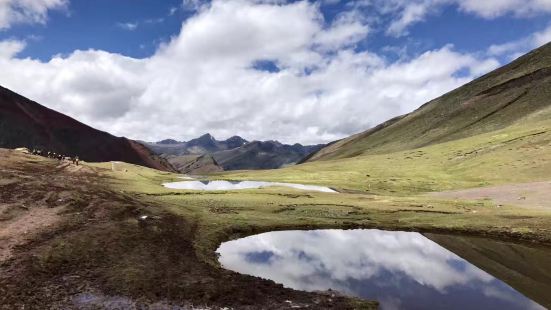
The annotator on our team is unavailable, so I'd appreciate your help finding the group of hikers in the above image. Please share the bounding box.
[31,148,80,166]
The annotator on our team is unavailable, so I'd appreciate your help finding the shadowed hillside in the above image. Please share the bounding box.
[0,86,175,172]
[306,42,551,162]
[167,154,224,174]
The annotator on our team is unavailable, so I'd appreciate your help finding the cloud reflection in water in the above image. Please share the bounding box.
[217,229,543,310]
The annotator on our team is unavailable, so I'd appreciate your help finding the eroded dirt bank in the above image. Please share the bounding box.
[0,150,375,309]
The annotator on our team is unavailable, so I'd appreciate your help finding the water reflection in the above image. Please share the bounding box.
[163,180,336,193]
[217,229,544,310]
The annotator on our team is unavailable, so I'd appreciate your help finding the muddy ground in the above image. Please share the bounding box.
[0,150,375,309]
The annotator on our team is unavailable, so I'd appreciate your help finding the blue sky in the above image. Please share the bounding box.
[2,0,549,63]
[0,0,186,60]
[0,0,550,143]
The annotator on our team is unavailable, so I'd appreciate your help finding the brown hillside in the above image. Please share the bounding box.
[0,85,175,172]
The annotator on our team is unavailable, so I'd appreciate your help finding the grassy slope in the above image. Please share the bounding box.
[218,109,551,195]
[217,46,551,196]
[90,157,551,308]
[306,42,551,162]
[93,156,551,261]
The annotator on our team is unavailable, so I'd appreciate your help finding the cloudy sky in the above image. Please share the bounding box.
[0,0,550,144]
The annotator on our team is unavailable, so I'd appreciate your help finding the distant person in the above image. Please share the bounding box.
[75,156,79,166]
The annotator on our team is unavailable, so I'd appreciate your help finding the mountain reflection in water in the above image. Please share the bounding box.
[217,229,546,310]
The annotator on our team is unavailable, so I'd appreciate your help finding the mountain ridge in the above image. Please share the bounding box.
[305,42,551,162]
[0,85,175,172]
[144,134,249,156]
[144,134,324,173]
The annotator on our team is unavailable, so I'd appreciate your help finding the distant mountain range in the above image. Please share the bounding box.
[0,85,175,172]
[145,133,248,156]
[142,134,324,173]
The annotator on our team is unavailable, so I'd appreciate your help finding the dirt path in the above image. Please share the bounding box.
[0,150,99,263]
[0,206,62,262]
[430,181,551,209]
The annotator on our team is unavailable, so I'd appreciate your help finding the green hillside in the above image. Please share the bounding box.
[306,42,551,162]
[219,117,551,194]
[219,44,551,195]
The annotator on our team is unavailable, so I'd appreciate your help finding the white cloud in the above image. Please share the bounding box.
[182,0,207,11]
[0,39,26,58]
[353,0,551,37]
[386,1,443,37]
[458,0,551,18]
[0,0,501,144]
[117,22,138,31]
[533,24,551,47]
[314,10,370,51]
[0,0,67,30]
[169,6,179,16]
[488,24,551,60]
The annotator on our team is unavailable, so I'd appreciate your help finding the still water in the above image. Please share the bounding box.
[217,229,548,310]
[163,180,336,193]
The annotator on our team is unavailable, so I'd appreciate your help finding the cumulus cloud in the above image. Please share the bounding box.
[0,0,67,30]
[0,39,26,58]
[0,0,501,144]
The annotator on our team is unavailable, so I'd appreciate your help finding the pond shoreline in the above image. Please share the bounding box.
[163,179,338,193]
[216,228,549,309]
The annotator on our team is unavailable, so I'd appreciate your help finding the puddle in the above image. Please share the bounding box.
[217,229,549,310]
[163,180,336,193]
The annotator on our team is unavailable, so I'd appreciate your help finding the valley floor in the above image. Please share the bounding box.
[1,146,551,309]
